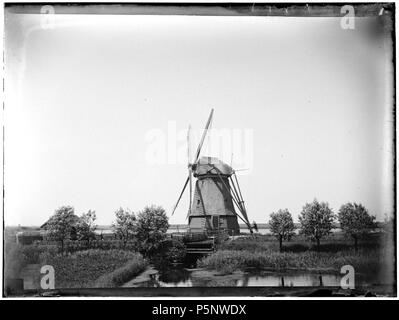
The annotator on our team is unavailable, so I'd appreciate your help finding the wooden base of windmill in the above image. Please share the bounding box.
[188,215,239,236]
[187,175,241,236]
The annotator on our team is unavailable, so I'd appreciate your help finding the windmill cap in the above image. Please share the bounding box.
[194,156,234,177]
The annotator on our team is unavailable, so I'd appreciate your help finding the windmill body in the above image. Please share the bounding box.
[188,157,240,235]
[172,109,253,236]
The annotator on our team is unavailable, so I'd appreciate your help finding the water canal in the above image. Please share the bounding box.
[123,265,357,288]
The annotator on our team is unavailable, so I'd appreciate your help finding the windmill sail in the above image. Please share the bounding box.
[171,176,190,216]
[187,125,192,217]
[193,109,214,163]
[171,109,214,216]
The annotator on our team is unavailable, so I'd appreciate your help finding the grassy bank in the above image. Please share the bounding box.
[93,255,148,288]
[219,233,384,253]
[198,249,384,275]
[200,235,391,276]
[5,243,148,289]
[41,249,148,288]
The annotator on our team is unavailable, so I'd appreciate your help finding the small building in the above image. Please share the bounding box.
[16,230,44,245]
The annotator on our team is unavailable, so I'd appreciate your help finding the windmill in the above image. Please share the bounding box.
[172,109,253,235]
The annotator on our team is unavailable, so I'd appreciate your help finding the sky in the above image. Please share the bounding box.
[4,12,394,226]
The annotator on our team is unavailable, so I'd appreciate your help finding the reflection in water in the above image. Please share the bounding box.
[158,267,192,287]
[191,277,238,287]
[134,266,343,288]
[142,266,193,287]
[235,274,342,287]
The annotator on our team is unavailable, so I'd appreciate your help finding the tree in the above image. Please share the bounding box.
[76,210,97,242]
[112,208,136,246]
[338,203,376,250]
[269,209,296,252]
[383,214,394,234]
[136,205,169,256]
[44,206,77,252]
[299,199,335,250]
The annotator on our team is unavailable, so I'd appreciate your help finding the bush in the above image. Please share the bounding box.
[165,240,187,263]
[152,239,187,264]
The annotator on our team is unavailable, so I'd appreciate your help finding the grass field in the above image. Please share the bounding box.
[5,242,148,289]
[198,248,384,274]
[200,232,394,281]
[42,249,148,288]
[221,232,384,252]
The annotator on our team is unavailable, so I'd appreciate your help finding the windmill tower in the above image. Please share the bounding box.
[172,109,253,235]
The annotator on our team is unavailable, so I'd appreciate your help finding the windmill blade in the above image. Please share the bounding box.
[194,108,214,163]
[171,176,190,216]
[188,168,192,216]
[187,125,193,216]
[187,172,192,219]
[187,125,192,165]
